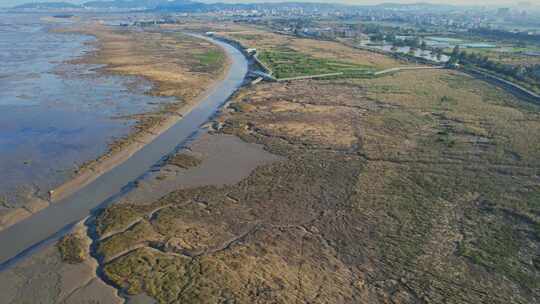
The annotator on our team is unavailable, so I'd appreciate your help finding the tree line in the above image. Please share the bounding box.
[449,46,540,90]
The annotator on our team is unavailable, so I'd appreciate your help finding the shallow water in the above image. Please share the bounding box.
[0,33,249,266]
[375,45,450,63]
[121,133,283,206]
[0,13,173,204]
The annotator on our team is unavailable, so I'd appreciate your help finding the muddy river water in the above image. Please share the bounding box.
[0,20,249,266]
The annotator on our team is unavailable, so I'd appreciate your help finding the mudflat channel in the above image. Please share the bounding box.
[0,34,248,266]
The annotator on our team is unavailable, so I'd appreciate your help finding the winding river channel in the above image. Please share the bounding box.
[0,34,249,267]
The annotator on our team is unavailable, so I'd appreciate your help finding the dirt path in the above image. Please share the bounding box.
[373,65,445,76]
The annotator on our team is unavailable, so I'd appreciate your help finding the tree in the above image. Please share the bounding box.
[452,45,461,57]
[433,48,443,60]
[371,33,385,42]
[413,37,421,48]
[447,55,459,67]
[515,65,527,79]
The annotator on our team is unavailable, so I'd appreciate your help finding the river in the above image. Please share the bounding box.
[0,32,249,266]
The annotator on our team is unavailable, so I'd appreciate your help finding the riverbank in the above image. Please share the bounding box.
[0,220,122,304]
[0,27,248,266]
[51,24,232,202]
[0,23,231,232]
[0,130,282,304]
[463,66,540,103]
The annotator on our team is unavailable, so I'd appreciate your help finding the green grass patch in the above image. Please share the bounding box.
[195,49,224,69]
[258,47,373,79]
[458,204,540,290]
[57,234,86,264]
[230,33,265,41]
[166,153,202,169]
[97,220,159,262]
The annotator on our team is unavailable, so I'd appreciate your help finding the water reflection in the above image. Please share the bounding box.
[0,13,174,203]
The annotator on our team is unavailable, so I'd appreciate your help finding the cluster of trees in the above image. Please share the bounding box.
[370,33,430,51]
[387,36,428,50]
[362,23,391,36]
[366,32,448,60]
[270,18,314,34]
[450,46,540,87]
[362,24,415,42]
[388,36,446,60]
[470,28,540,45]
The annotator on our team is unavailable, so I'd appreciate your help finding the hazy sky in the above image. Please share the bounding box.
[0,0,524,8]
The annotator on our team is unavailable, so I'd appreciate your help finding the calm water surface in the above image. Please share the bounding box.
[0,13,173,203]
[0,31,248,267]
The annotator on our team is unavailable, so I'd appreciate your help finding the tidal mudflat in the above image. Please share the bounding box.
[0,129,280,304]
[0,16,230,232]
[0,221,122,304]
[0,14,176,228]
[0,20,247,268]
[94,70,540,303]
[0,17,252,303]
[1,13,539,304]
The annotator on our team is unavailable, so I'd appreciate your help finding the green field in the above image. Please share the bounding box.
[258,47,374,79]
[193,49,225,72]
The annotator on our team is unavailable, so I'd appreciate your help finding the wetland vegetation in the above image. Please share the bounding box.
[93,66,540,303]
[257,46,374,78]
[2,7,540,304]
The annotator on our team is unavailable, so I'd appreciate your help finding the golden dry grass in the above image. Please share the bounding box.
[77,25,225,101]
[348,69,540,164]
[94,34,540,304]
[214,26,400,70]
[37,24,230,204]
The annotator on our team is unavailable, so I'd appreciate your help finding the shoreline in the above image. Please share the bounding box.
[0,217,123,303]
[0,25,233,232]
[0,28,249,266]
[50,42,233,203]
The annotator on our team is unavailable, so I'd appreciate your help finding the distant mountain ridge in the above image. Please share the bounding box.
[83,0,179,9]
[13,1,81,9]
[154,1,359,12]
[10,0,346,11]
[11,0,186,10]
[10,0,456,11]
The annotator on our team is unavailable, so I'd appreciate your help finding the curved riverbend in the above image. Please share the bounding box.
[0,34,248,266]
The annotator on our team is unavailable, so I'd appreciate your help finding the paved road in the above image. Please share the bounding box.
[466,67,540,102]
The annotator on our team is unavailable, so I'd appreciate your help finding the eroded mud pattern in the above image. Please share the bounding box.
[96,71,540,304]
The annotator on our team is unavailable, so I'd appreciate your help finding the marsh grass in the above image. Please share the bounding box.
[95,68,540,303]
[166,153,202,169]
[193,49,225,72]
[258,47,373,79]
[57,234,86,264]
